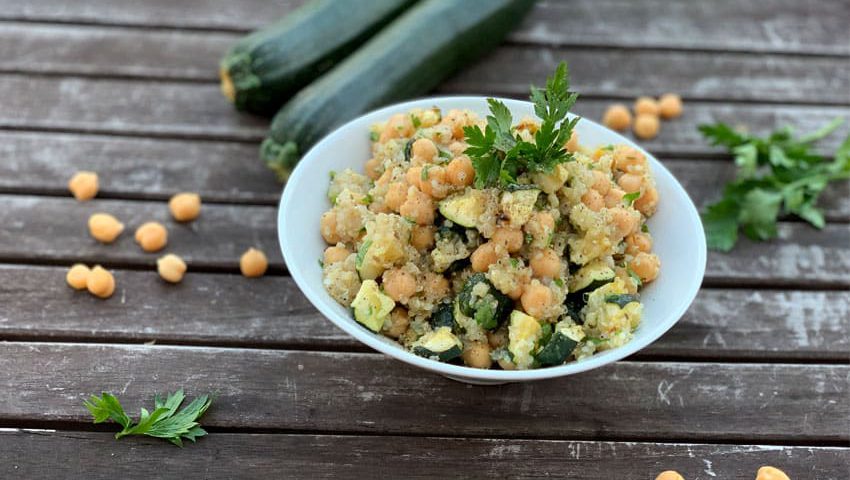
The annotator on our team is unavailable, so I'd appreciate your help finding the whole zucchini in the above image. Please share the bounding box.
[261,0,536,181]
[220,0,416,115]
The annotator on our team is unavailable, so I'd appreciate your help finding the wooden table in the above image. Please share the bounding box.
[0,1,848,478]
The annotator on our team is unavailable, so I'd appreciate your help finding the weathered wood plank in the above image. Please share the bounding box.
[0,0,846,57]
[2,74,848,155]
[0,195,847,285]
[0,196,282,270]
[0,343,846,442]
[0,431,846,480]
[3,23,850,108]
[0,265,847,360]
[0,131,279,204]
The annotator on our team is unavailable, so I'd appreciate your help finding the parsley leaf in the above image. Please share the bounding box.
[465,62,579,189]
[85,390,212,447]
[699,119,850,251]
[622,191,641,206]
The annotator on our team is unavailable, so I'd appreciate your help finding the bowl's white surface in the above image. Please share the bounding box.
[279,96,706,384]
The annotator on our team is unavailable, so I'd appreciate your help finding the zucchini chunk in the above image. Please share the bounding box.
[500,188,540,226]
[535,322,584,367]
[508,310,543,369]
[350,280,395,332]
[429,300,457,330]
[438,189,489,228]
[604,293,640,308]
[457,273,513,330]
[412,326,463,362]
[568,260,616,294]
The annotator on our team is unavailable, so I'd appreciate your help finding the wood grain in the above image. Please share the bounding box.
[0,265,847,361]
[1,74,848,155]
[0,343,846,442]
[0,431,846,479]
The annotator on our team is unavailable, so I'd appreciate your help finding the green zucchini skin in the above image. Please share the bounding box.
[261,0,536,181]
[220,0,416,115]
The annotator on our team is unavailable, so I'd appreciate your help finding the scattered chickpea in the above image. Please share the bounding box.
[88,213,124,244]
[382,268,417,303]
[68,171,99,201]
[487,329,508,349]
[86,265,115,299]
[602,104,632,131]
[410,225,436,251]
[625,232,652,256]
[471,241,500,273]
[66,264,91,290]
[604,187,626,208]
[591,170,611,195]
[491,227,523,253]
[529,248,560,279]
[658,93,683,119]
[157,253,187,284]
[565,130,579,152]
[462,341,493,369]
[581,188,604,212]
[364,158,382,180]
[379,113,414,143]
[520,282,553,319]
[134,221,168,253]
[411,138,438,163]
[613,146,647,173]
[240,247,268,278]
[756,466,790,480]
[320,211,341,244]
[405,166,423,188]
[655,471,684,480]
[384,181,409,213]
[610,207,638,238]
[634,96,660,116]
[633,113,660,139]
[445,155,475,187]
[168,192,202,222]
[448,141,467,156]
[634,186,659,216]
[383,307,410,339]
[323,245,350,265]
[629,251,660,283]
[617,173,643,193]
[418,166,449,199]
[399,186,435,225]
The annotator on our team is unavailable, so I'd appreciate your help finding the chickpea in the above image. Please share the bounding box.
[240,247,268,278]
[445,155,474,187]
[364,158,382,180]
[487,329,508,349]
[617,172,643,193]
[530,248,560,279]
[565,130,579,152]
[629,252,660,283]
[613,146,647,173]
[655,471,684,480]
[134,221,168,253]
[399,186,435,225]
[323,245,350,265]
[168,192,202,222]
[633,113,660,140]
[157,253,187,283]
[625,232,652,256]
[497,358,516,370]
[442,109,470,139]
[383,307,410,339]
[320,211,341,244]
[611,207,638,238]
[462,341,493,369]
[634,96,660,116]
[448,141,467,156]
[86,265,115,299]
[520,282,553,319]
[68,171,98,201]
[382,268,417,302]
[88,213,124,244]
[491,226,523,253]
[375,168,394,187]
[581,188,604,211]
[411,138,438,163]
[658,93,683,119]
[385,181,409,212]
[602,104,632,131]
[524,212,555,246]
[419,166,449,199]
[379,113,414,143]
[756,466,790,480]
[424,272,450,299]
[604,187,625,208]
[507,282,525,300]
[405,166,423,188]
[410,225,436,251]
[634,186,659,216]
[66,264,91,290]
[591,170,610,195]
[471,241,500,273]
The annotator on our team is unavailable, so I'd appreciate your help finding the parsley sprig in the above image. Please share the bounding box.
[464,62,579,189]
[700,119,850,251]
[85,390,212,447]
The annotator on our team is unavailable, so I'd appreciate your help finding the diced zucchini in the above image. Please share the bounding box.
[351,280,395,332]
[429,300,456,330]
[355,239,382,280]
[535,322,583,366]
[431,226,470,273]
[508,310,543,369]
[457,273,512,330]
[412,326,463,361]
[604,293,640,308]
[438,189,489,228]
[500,188,540,226]
[531,163,569,194]
[568,259,616,293]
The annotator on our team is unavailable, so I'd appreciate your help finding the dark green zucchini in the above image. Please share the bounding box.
[429,300,457,330]
[604,293,640,308]
[535,324,581,367]
[261,0,536,180]
[457,273,513,330]
[412,327,463,361]
[220,0,415,115]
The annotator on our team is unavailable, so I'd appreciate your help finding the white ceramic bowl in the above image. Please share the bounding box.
[279,96,706,384]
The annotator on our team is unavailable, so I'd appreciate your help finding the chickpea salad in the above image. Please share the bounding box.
[319,64,660,370]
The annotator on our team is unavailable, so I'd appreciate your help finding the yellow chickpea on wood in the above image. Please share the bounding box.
[756,466,790,480]
[633,113,660,139]
[655,471,684,480]
[88,213,124,243]
[157,254,187,283]
[66,264,91,290]
[658,93,683,119]
[68,171,99,201]
[240,247,268,278]
[634,96,660,116]
[168,192,202,222]
[602,104,632,131]
[134,221,168,252]
[86,265,115,299]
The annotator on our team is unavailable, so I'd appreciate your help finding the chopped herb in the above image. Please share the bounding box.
[369,131,379,142]
[553,277,564,288]
[626,267,642,287]
[601,144,615,151]
[410,114,421,129]
[546,232,554,247]
[437,149,452,160]
[329,170,337,180]
[421,164,431,181]
[361,193,373,205]
[355,239,372,269]
[524,233,533,245]
[699,119,850,251]
[403,217,416,224]
[586,337,606,345]
[318,258,324,268]
[641,224,649,233]
[465,62,580,189]
[604,293,640,308]
[622,191,641,206]
[510,257,519,268]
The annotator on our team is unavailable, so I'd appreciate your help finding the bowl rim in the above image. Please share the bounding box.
[279,95,706,382]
